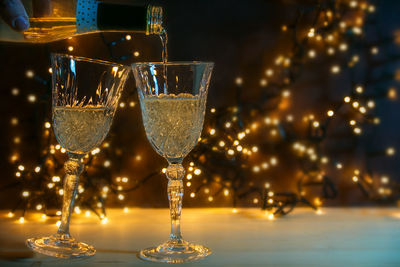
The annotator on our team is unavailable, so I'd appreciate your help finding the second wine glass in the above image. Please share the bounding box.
[26,54,130,258]
[132,61,214,263]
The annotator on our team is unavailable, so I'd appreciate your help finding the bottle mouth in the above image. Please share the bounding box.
[146,5,163,35]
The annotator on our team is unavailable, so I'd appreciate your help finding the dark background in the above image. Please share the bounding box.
[0,0,399,208]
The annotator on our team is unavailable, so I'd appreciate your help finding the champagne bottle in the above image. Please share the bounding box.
[0,0,163,43]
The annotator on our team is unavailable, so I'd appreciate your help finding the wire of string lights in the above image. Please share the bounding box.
[185,0,399,219]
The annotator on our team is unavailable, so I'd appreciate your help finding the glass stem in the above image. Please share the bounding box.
[56,152,84,239]
[166,163,185,242]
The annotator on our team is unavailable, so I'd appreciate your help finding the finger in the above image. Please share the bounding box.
[0,0,29,31]
[33,0,51,17]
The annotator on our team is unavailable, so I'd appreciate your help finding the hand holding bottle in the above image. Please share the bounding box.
[0,1,163,43]
[0,0,50,32]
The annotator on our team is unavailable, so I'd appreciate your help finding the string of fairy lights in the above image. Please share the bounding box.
[185,0,399,218]
[5,35,148,224]
[3,0,399,224]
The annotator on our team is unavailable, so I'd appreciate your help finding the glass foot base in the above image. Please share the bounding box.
[139,239,211,263]
[26,235,95,259]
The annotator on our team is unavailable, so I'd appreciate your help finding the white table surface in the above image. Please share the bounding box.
[0,208,399,266]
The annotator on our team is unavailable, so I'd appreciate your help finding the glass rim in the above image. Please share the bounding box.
[131,61,214,67]
[51,53,129,68]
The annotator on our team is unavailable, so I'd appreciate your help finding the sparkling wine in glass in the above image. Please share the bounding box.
[132,61,214,263]
[26,54,129,258]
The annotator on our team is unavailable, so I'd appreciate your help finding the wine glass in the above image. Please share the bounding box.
[132,61,214,263]
[26,54,130,258]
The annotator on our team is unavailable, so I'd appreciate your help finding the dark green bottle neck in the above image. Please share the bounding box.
[96,3,163,34]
